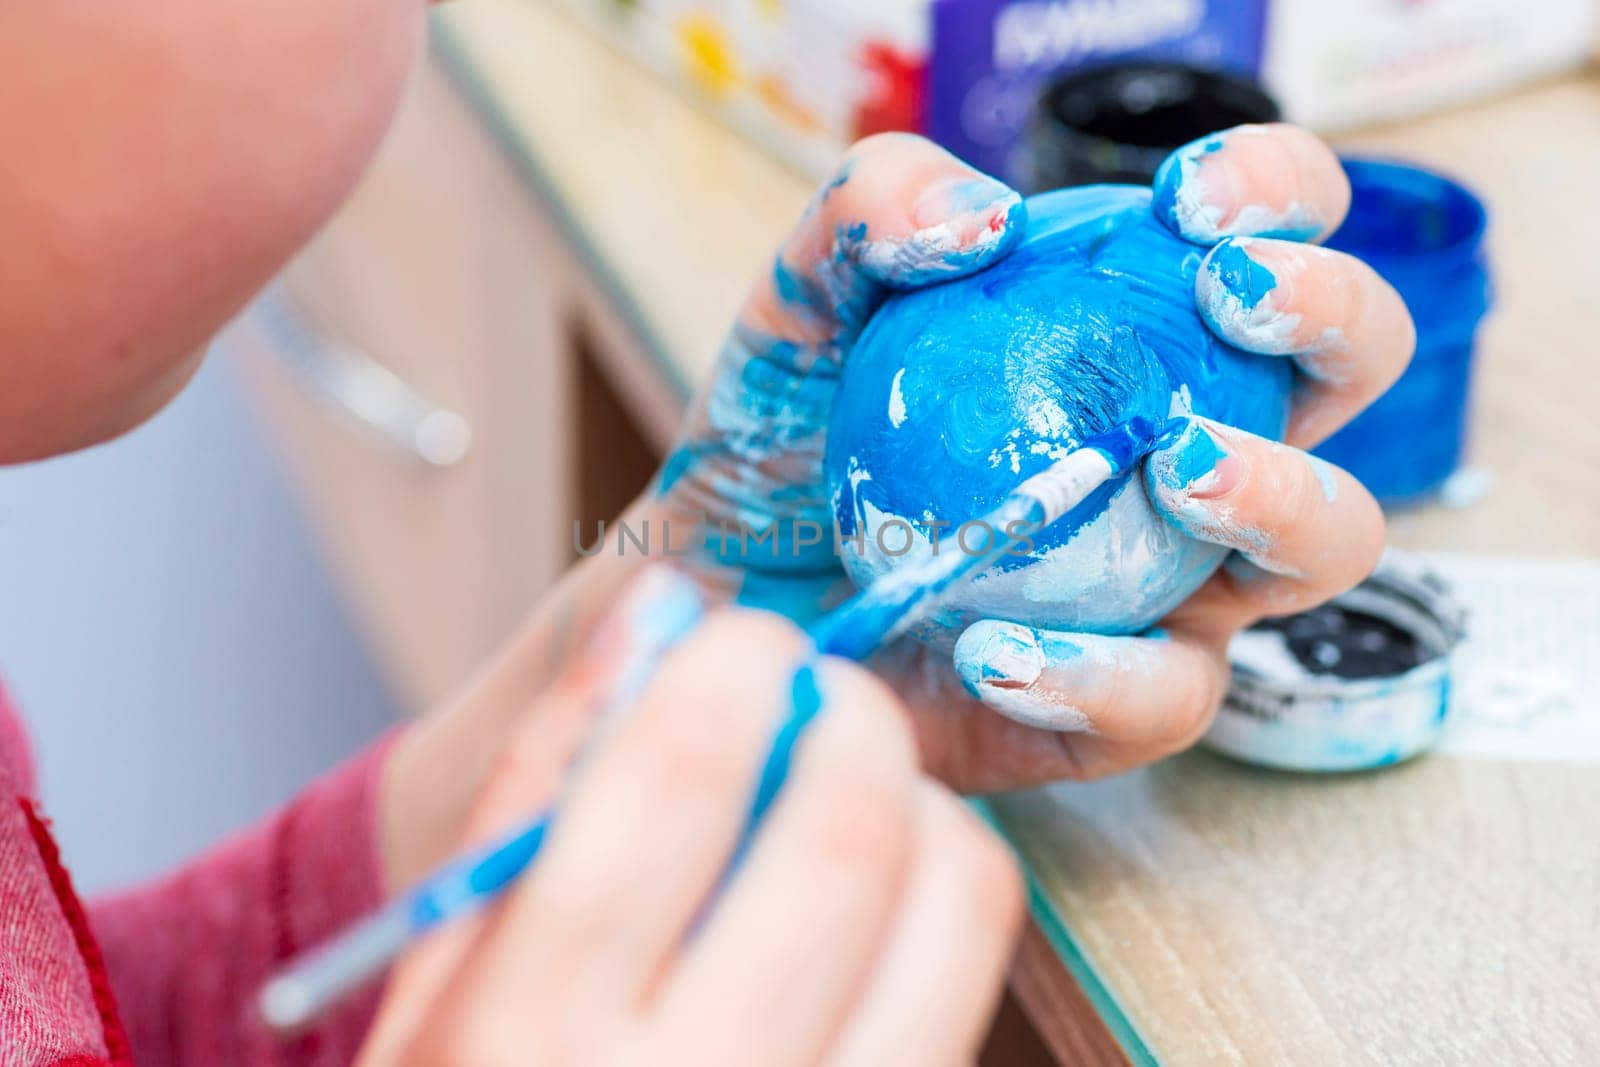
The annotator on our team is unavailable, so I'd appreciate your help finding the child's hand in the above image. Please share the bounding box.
[360,580,1024,1065]
[658,128,1412,788]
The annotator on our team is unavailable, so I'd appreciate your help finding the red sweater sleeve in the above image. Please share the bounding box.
[88,734,397,1067]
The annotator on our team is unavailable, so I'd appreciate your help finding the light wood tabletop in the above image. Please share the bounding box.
[432,2,1600,1061]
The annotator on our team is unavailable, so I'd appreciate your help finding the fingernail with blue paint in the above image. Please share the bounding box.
[1152,127,1322,243]
[954,621,1093,733]
[1145,419,1243,504]
[955,620,1044,695]
[1151,131,1236,242]
[1196,238,1303,356]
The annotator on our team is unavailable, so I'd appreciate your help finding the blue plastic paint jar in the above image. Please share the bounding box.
[1313,158,1491,505]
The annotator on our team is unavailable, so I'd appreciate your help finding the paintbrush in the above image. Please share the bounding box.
[256,416,1171,1035]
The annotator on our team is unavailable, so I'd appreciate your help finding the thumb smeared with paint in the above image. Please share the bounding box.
[656,134,1029,580]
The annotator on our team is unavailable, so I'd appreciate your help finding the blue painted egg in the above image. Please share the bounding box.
[825,186,1292,638]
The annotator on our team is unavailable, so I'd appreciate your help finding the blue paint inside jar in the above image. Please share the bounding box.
[1314,158,1491,505]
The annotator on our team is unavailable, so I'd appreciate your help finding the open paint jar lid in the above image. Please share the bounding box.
[1205,554,1468,772]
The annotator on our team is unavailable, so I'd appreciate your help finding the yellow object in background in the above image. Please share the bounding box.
[676,14,740,97]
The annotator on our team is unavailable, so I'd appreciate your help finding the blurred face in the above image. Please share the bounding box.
[1,0,426,465]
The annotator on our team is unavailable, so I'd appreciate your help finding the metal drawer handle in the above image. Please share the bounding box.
[253,288,473,468]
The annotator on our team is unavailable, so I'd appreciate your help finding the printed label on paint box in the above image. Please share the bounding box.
[928,0,1268,181]
[991,0,1207,71]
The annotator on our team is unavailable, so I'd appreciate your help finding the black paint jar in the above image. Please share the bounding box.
[1030,62,1280,192]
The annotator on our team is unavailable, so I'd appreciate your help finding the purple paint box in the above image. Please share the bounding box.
[928,0,1269,182]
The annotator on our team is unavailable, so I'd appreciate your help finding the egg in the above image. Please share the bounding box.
[825,185,1292,638]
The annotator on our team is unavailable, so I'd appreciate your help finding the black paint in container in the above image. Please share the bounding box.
[1029,62,1280,192]
[1205,555,1468,773]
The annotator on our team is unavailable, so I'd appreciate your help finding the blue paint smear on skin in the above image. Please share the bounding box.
[1239,221,1323,243]
[1306,454,1340,503]
[733,571,836,626]
[1014,629,1082,670]
[749,663,826,825]
[674,326,849,575]
[656,445,698,494]
[716,661,828,886]
[825,186,1292,636]
[823,160,853,199]
[771,256,810,307]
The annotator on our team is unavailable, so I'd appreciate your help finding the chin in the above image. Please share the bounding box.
[0,343,207,464]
